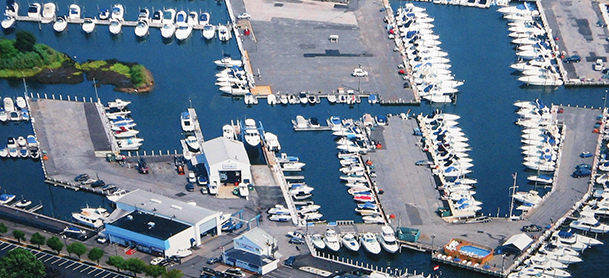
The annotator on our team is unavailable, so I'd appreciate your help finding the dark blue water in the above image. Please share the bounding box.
[0,0,607,276]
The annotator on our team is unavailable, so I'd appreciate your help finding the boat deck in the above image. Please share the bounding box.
[235,0,416,103]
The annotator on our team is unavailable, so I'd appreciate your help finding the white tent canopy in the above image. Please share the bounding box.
[502,233,533,251]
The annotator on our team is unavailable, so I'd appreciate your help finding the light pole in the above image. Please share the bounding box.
[604,90,608,111]
[431,234,435,254]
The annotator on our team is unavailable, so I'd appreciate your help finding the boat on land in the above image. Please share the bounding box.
[360,232,382,254]
[267,204,290,215]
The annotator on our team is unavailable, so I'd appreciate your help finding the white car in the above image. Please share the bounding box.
[188,172,196,183]
[237,13,251,20]
[352,68,368,77]
[594,59,605,71]
[96,236,107,244]
[150,257,165,266]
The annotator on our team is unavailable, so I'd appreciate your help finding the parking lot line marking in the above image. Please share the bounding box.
[57,260,69,266]
[93,270,104,277]
[101,273,112,278]
[0,244,10,250]
[88,268,100,275]
[44,256,55,262]
[72,264,83,270]
[51,257,62,264]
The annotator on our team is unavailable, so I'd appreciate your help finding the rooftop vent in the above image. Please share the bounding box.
[147,222,155,229]
[127,215,133,220]
[150,199,162,204]
[170,205,182,210]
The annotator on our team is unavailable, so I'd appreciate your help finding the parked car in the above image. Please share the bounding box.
[206,256,221,265]
[594,59,605,71]
[521,224,542,232]
[138,158,149,174]
[284,256,297,267]
[237,12,251,19]
[91,180,105,188]
[563,55,581,63]
[352,68,368,77]
[289,237,305,244]
[573,168,591,178]
[576,163,592,170]
[580,151,593,158]
[96,236,107,244]
[224,268,245,277]
[74,173,90,182]
[150,257,165,266]
[186,183,195,192]
[188,172,196,183]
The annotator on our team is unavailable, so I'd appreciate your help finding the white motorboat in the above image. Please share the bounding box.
[161,8,176,39]
[341,233,360,252]
[98,7,109,20]
[264,132,281,151]
[266,94,277,105]
[244,92,258,105]
[527,175,553,184]
[14,96,26,109]
[324,229,341,252]
[217,24,230,41]
[311,233,326,249]
[137,8,150,21]
[109,18,122,35]
[0,193,15,204]
[14,199,31,208]
[172,249,193,258]
[513,190,542,207]
[360,232,382,254]
[1,15,15,29]
[5,1,18,17]
[569,214,609,233]
[0,148,7,157]
[41,2,56,23]
[269,214,290,222]
[238,183,249,197]
[518,74,563,86]
[282,161,306,171]
[538,243,583,264]
[378,226,399,253]
[27,3,41,19]
[202,24,216,40]
[242,118,260,147]
[289,183,314,195]
[297,204,320,214]
[525,254,567,269]
[108,99,130,109]
[3,97,14,112]
[72,207,108,228]
[512,265,571,278]
[151,10,162,24]
[82,18,96,34]
[302,212,322,221]
[215,57,243,68]
[363,215,385,224]
[53,16,67,32]
[134,20,149,38]
[267,204,290,215]
[111,4,124,20]
[26,135,38,149]
[16,136,26,147]
[185,136,200,151]
[175,10,192,41]
[117,137,143,151]
[180,111,195,132]
[68,4,80,19]
[549,230,602,251]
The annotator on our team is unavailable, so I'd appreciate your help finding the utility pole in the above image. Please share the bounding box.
[509,172,518,219]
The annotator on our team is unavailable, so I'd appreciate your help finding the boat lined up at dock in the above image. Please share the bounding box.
[104,99,143,151]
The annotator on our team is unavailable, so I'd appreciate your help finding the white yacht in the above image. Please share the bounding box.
[109,18,122,35]
[134,20,149,38]
[185,136,200,151]
[161,8,176,39]
[202,24,216,40]
[378,226,399,253]
[525,254,567,269]
[111,4,124,20]
[311,233,326,249]
[264,132,281,151]
[41,2,56,23]
[0,194,15,204]
[341,233,360,252]
[180,111,195,132]
[214,57,243,67]
[53,16,67,32]
[360,232,382,254]
[68,4,80,19]
[151,10,162,24]
[117,137,143,151]
[1,13,15,29]
[72,207,109,228]
[108,98,131,109]
[538,243,583,264]
[199,12,210,25]
[82,18,96,34]
[513,190,542,207]
[174,10,191,41]
[241,118,260,147]
[27,3,41,19]
[549,230,602,251]
[217,24,230,41]
[267,204,290,215]
[323,229,341,252]
[569,214,609,233]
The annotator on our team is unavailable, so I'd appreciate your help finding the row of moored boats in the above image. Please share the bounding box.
[214,57,250,97]
[0,96,29,123]
[390,3,463,103]
[417,112,481,216]
[306,225,399,255]
[501,3,563,86]
[105,99,143,151]
[3,3,229,42]
[0,135,40,159]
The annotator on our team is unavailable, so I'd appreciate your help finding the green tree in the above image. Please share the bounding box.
[87,248,104,265]
[0,223,7,235]
[162,269,183,278]
[14,31,36,52]
[0,40,18,59]
[144,265,166,278]
[11,230,25,243]
[0,247,45,278]
[107,255,124,272]
[46,236,63,255]
[123,258,146,277]
[66,242,87,259]
[30,232,46,248]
